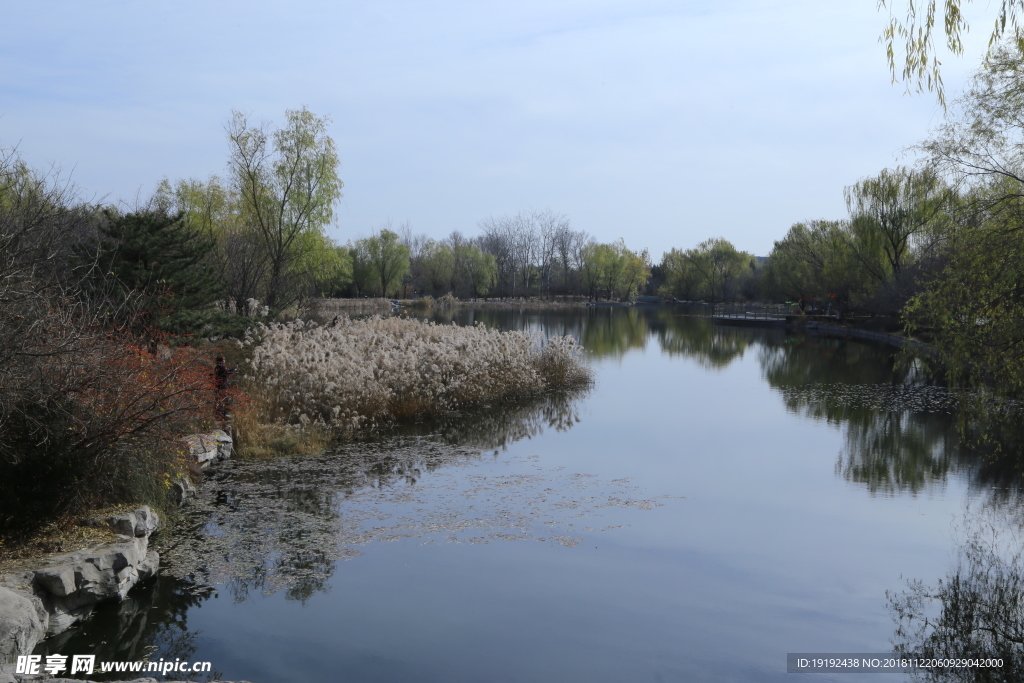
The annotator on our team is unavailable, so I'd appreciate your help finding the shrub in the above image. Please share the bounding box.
[407,295,434,310]
[0,318,218,539]
[436,292,459,308]
[241,316,592,436]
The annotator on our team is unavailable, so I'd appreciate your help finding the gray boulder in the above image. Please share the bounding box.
[170,475,197,506]
[33,537,156,635]
[183,430,233,470]
[104,506,159,538]
[0,587,47,667]
[0,507,167,673]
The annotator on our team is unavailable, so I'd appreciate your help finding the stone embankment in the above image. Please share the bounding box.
[0,431,234,683]
[0,507,160,682]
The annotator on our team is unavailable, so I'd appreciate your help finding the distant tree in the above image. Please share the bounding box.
[595,243,626,300]
[678,238,751,304]
[360,228,411,297]
[348,240,374,297]
[552,223,590,295]
[419,239,456,294]
[763,220,863,309]
[227,107,343,312]
[457,241,498,298]
[620,247,652,300]
[659,248,703,301]
[578,241,604,300]
[154,175,268,311]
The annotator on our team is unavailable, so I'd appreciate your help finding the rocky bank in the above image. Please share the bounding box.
[0,431,235,683]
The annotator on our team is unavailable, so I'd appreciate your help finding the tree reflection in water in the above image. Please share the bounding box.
[159,383,676,609]
[651,310,753,369]
[889,508,1024,682]
[401,388,587,451]
[427,306,650,359]
[33,574,222,682]
[757,333,1024,503]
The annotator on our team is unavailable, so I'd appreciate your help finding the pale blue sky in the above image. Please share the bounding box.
[0,0,986,258]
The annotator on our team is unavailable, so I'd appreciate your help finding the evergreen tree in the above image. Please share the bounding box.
[78,210,228,334]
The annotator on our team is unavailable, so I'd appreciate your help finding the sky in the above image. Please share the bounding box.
[0,0,993,259]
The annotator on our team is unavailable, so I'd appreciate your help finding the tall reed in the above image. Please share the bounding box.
[241,316,592,435]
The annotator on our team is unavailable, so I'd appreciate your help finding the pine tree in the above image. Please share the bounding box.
[79,210,228,334]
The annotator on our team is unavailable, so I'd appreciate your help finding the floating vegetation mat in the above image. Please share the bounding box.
[161,438,680,600]
[776,383,962,415]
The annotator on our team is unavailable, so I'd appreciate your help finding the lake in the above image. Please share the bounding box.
[39,305,1023,682]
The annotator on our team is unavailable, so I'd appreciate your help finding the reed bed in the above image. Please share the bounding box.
[240,316,592,439]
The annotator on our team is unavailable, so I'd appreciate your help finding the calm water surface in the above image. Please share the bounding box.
[41,306,1024,682]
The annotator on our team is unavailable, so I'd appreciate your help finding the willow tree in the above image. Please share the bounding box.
[419,239,455,294]
[763,220,862,307]
[663,238,754,304]
[457,241,498,298]
[905,51,1024,395]
[844,167,948,282]
[154,175,267,310]
[227,107,343,312]
[879,0,1024,105]
[359,228,410,298]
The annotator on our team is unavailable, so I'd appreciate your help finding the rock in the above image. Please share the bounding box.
[105,506,159,538]
[0,586,47,667]
[209,429,233,460]
[183,430,232,470]
[16,507,162,638]
[0,506,164,668]
[183,433,218,468]
[31,565,75,598]
[170,475,197,506]
[138,551,159,582]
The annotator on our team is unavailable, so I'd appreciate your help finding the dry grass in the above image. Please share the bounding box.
[0,505,132,575]
[241,315,592,436]
[232,389,332,458]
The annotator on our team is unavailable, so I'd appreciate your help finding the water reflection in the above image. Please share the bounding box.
[422,304,753,366]
[397,389,587,451]
[413,306,1024,502]
[759,336,957,494]
[159,387,614,602]
[34,574,221,682]
[889,508,1024,681]
[39,386,600,673]
[371,304,652,358]
[54,305,1024,680]
[650,310,752,369]
[417,307,1024,503]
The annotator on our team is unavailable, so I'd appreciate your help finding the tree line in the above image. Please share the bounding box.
[355,212,652,302]
[675,44,1024,400]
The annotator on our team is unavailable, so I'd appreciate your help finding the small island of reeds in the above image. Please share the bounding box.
[233,315,592,456]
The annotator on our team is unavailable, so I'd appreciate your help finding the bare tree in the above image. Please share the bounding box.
[534,209,570,297]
